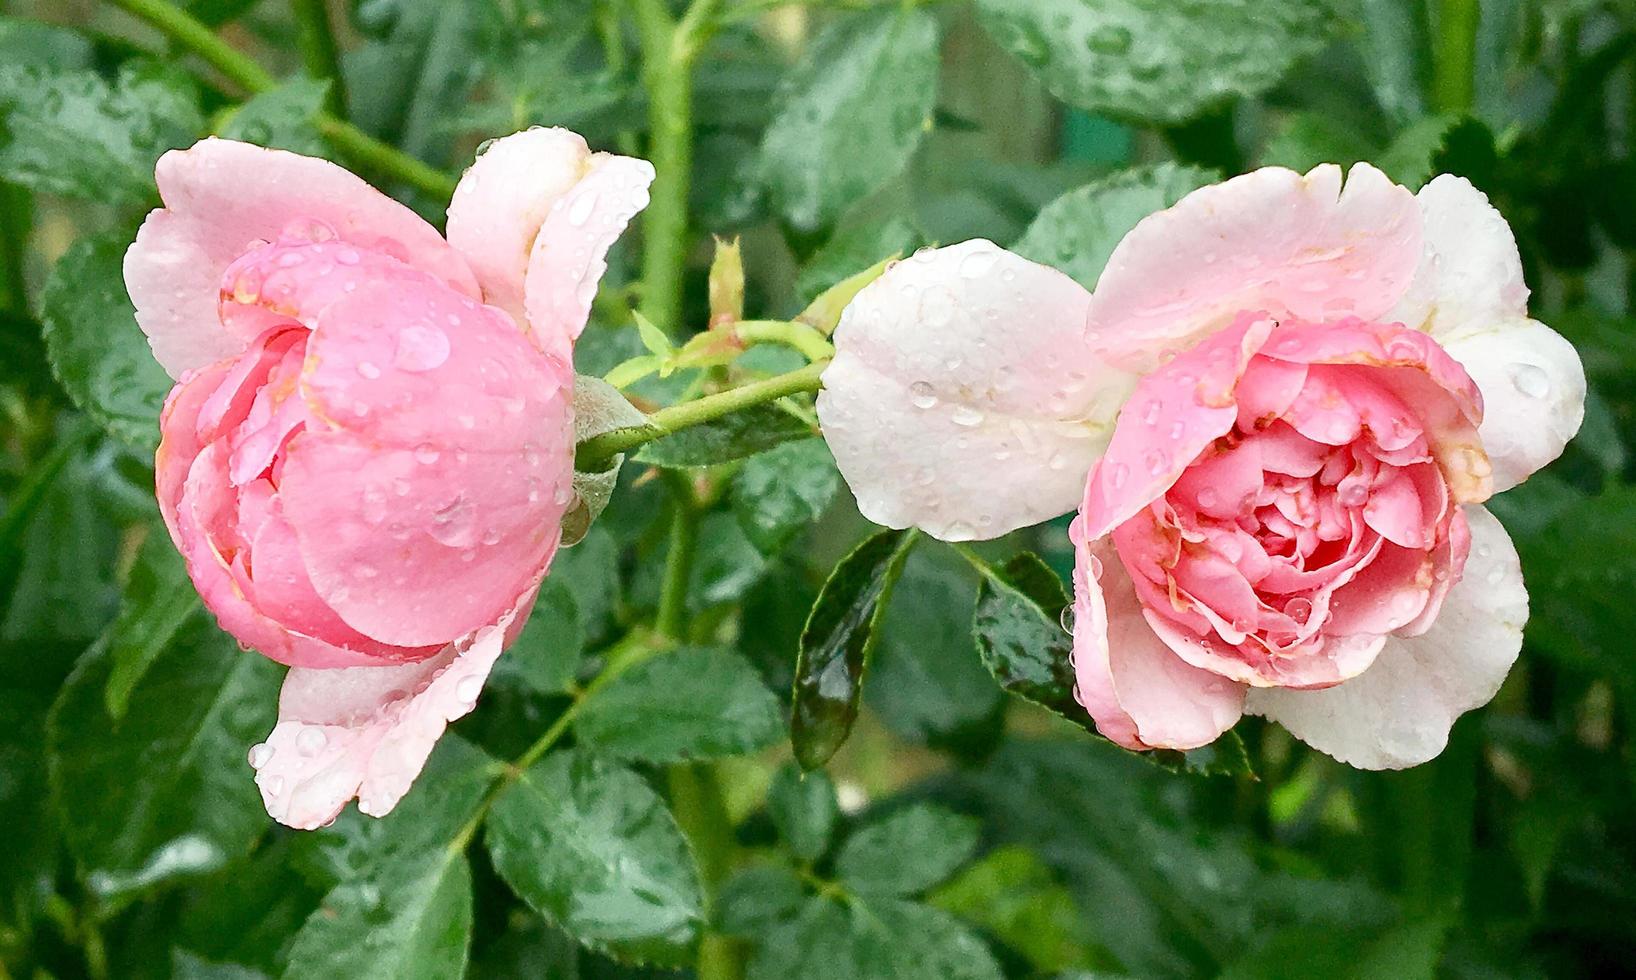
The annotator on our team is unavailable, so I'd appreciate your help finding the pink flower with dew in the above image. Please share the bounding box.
[125,130,653,828]
[817,164,1584,769]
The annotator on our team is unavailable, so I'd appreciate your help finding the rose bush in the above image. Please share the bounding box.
[125,129,653,827]
[819,164,1584,768]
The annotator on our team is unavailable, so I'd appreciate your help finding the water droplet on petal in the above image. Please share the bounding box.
[1110,462,1129,489]
[356,361,381,379]
[909,381,938,409]
[296,728,327,755]
[395,323,451,372]
[1144,449,1168,476]
[1285,597,1313,625]
[414,444,440,464]
[1059,604,1076,634]
[455,674,484,704]
[951,405,984,427]
[248,742,271,769]
[567,190,599,227]
[1508,362,1550,399]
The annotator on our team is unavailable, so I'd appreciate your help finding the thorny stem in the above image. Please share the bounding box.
[103,0,457,198]
[575,360,828,471]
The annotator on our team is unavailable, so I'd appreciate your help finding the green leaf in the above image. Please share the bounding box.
[1012,163,1215,290]
[47,584,281,901]
[795,216,921,304]
[717,863,807,937]
[748,895,1004,980]
[221,79,330,154]
[928,846,1100,974]
[574,647,783,763]
[0,61,203,206]
[492,576,585,694]
[970,551,1251,778]
[41,234,173,451]
[633,310,675,358]
[0,15,94,70]
[102,532,200,720]
[486,749,705,965]
[633,404,814,468]
[1260,113,1377,176]
[972,0,1331,125]
[766,762,838,862]
[730,440,840,555]
[758,8,940,232]
[835,803,981,897]
[282,849,474,980]
[790,528,916,770]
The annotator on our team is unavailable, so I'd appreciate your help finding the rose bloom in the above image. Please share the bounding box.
[817,164,1584,768]
[125,130,653,827]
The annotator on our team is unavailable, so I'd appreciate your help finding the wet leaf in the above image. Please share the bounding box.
[41,233,173,451]
[928,846,1101,974]
[574,647,783,763]
[790,529,916,770]
[766,762,839,862]
[730,440,840,555]
[221,79,330,154]
[748,895,1004,980]
[485,749,704,965]
[759,8,940,232]
[972,0,1331,125]
[835,803,981,897]
[634,404,814,468]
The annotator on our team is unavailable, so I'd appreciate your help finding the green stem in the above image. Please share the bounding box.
[103,0,456,199]
[654,470,698,639]
[576,360,827,470]
[0,181,29,313]
[734,320,835,362]
[633,0,721,336]
[291,0,348,117]
[1431,0,1478,114]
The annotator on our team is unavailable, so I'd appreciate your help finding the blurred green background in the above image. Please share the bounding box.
[4,0,1636,978]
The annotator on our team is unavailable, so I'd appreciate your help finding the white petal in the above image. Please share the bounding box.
[1442,318,1585,492]
[1391,175,1530,341]
[816,240,1133,541]
[251,614,511,829]
[1087,163,1422,373]
[447,128,654,357]
[1245,505,1526,769]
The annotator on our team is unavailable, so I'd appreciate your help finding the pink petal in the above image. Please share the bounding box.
[1079,313,1273,541]
[125,138,479,378]
[1087,164,1421,373]
[1246,505,1524,769]
[1071,535,1245,750]
[251,607,519,829]
[818,240,1133,541]
[278,277,572,647]
[448,128,654,356]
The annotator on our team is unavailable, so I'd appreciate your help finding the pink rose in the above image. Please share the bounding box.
[125,130,653,827]
[818,164,1585,768]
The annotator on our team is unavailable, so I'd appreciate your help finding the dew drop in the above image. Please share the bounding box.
[1508,362,1549,399]
[909,381,938,409]
[356,361,382,379]
[1110,462,1129,489]
[296,728,327,755]
[958,248,999,279]
[1059,604,1076,634]
[567,190,599,227]
[1087,554,1104,580]
[951,404,984,427]
[1144,449,1168,476]
[456,674,485,704]
[1285,597,1313,625]
[336,248,361,265]
[247,742,271,769]
[395,323,451,372]
[414,444,441,464]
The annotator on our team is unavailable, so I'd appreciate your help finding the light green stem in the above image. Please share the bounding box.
[291,0,348,117]
[103,0,456,199]
[1431,0,1478,114]
[654,470,698,639]
[576,360,827,470]
[734,320,835,361]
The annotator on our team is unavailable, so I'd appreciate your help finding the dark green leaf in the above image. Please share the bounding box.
[928,846,1101,974]
[221,79,330,154]
[766,762,838,862]
[749,895,1004,980]
[633,404,814,467]
[41,234,172,451]
[972,0,1330,125]
[0,61,202,205]
[486,749,704,965]
[758,8,940,232]
[0,16,94,70]
[795,216,921,304]
[730,440,840,555]
[575,647,783,763]
[717,863,807,936]
[282,849,474,980]
[689,511,770,608]
[103,531,199,719]
[47,584,281,901]
[1012,163,1215,290]
[835,803,981,897]
[492,576,585,694]
[790,528,916,770]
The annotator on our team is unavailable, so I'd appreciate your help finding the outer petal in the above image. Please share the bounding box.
[1390,175,1529,341]
[1245,505,1525,769]
[1441,319,1585,493]
[817,240,1132,541]
[448,128,654,356]
[1072,536,1245,750]
[520,148,655,359]
[125,138,479,378]
[282,280,573,647]
[1087,164,1422,372]
[251,610,514,829]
